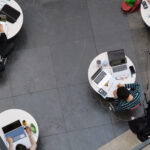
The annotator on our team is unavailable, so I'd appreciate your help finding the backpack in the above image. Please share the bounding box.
[128,102,150,142]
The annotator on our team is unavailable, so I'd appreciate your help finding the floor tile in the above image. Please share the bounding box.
[87,0,130,48]
[130,28,150,72]
[0,98,15,113]
[112,122,129,137]
[16,0,93,48]
[58,84,111,131]
[41,0,93,43]
[13,89,66,136]
[9,47,56,96]
[68,124,115,150]
[37,133,70,150]
[15,0,52,49]
[128,11,145,30]
[0,72,12,99]
[51,38,97,87]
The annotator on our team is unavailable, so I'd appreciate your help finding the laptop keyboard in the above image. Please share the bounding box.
[113,64,127,73]
[94,71,106,84]
[13,134,25,142]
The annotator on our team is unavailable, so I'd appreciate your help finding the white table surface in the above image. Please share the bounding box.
[88,52,136,98]
[0,109,39,148]
[141,0,150,27]
[0,0,24,39]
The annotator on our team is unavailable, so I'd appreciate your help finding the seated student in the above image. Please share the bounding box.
[0,24,7,52]
[112,83,141,111]
[0,24,14,58]
[6,126,37,150]
[0,24,14,72]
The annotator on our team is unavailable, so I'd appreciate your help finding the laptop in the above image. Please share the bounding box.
[2,120,31,149]
[1,4,20,23]
[91,67,118,98]
[108,49,129,79]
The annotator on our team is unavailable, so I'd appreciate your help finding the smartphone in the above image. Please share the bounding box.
[129,66,135,74]
[142,1,148,9]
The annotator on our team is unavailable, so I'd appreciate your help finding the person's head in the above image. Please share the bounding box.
[117,87,130,100]
[16,144,27,150]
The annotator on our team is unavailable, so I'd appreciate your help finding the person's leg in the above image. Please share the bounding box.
[109,102,115,111]
[0,62,5,72]
[0,42,15,58]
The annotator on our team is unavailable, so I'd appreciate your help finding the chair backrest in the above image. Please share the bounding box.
[131,103,141,110]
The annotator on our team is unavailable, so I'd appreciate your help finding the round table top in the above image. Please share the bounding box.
[88,52,136,98]
[141,0,150,27]
[0,109,39,147]
[2,0,24,39]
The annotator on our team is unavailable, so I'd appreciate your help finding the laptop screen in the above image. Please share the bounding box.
[2,120,21,134]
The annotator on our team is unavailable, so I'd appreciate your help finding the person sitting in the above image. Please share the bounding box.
[112,83,141,111]
[0,24,14,72]
[0,24,14,58]
[6,126,37,150]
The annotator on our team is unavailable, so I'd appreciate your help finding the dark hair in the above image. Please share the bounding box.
[117,87,130,100]
[16,144,27,150]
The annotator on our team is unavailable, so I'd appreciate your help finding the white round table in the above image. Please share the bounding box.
[88,52,136,98]
[141,0,150,27]
[0,109,39,148]
[1,0,24,39]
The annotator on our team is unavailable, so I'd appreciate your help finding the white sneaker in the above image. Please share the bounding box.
[131,116,135,120]
[109,103,115,111]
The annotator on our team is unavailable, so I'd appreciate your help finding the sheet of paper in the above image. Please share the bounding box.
[103,77,119,96]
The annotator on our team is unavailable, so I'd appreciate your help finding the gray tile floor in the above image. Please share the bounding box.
[0,0,149,149]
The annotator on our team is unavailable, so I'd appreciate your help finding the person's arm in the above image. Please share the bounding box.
[113,98,122,111]
[125,83,140,90]
[29,134,37,150]
[8,143,13,150]
[26,126,37,150]
[0,24,7,43]
[6,137,13,150]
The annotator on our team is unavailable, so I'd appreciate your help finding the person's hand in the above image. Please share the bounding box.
[117,83,124,88]
[6,137,13,145]
[26,126,31,135]
[0,24,4,33]
[113,90,118,98]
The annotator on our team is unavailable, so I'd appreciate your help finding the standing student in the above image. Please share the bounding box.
[0,24,14,58]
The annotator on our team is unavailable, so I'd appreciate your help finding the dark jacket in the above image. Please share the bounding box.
[128,102,150,142]
[0,33,7,51]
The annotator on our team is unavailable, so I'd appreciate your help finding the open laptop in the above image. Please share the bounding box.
[108,49,129,79]
[112,64,129,79]
[2,120,31,149]
[91,67,118,98]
